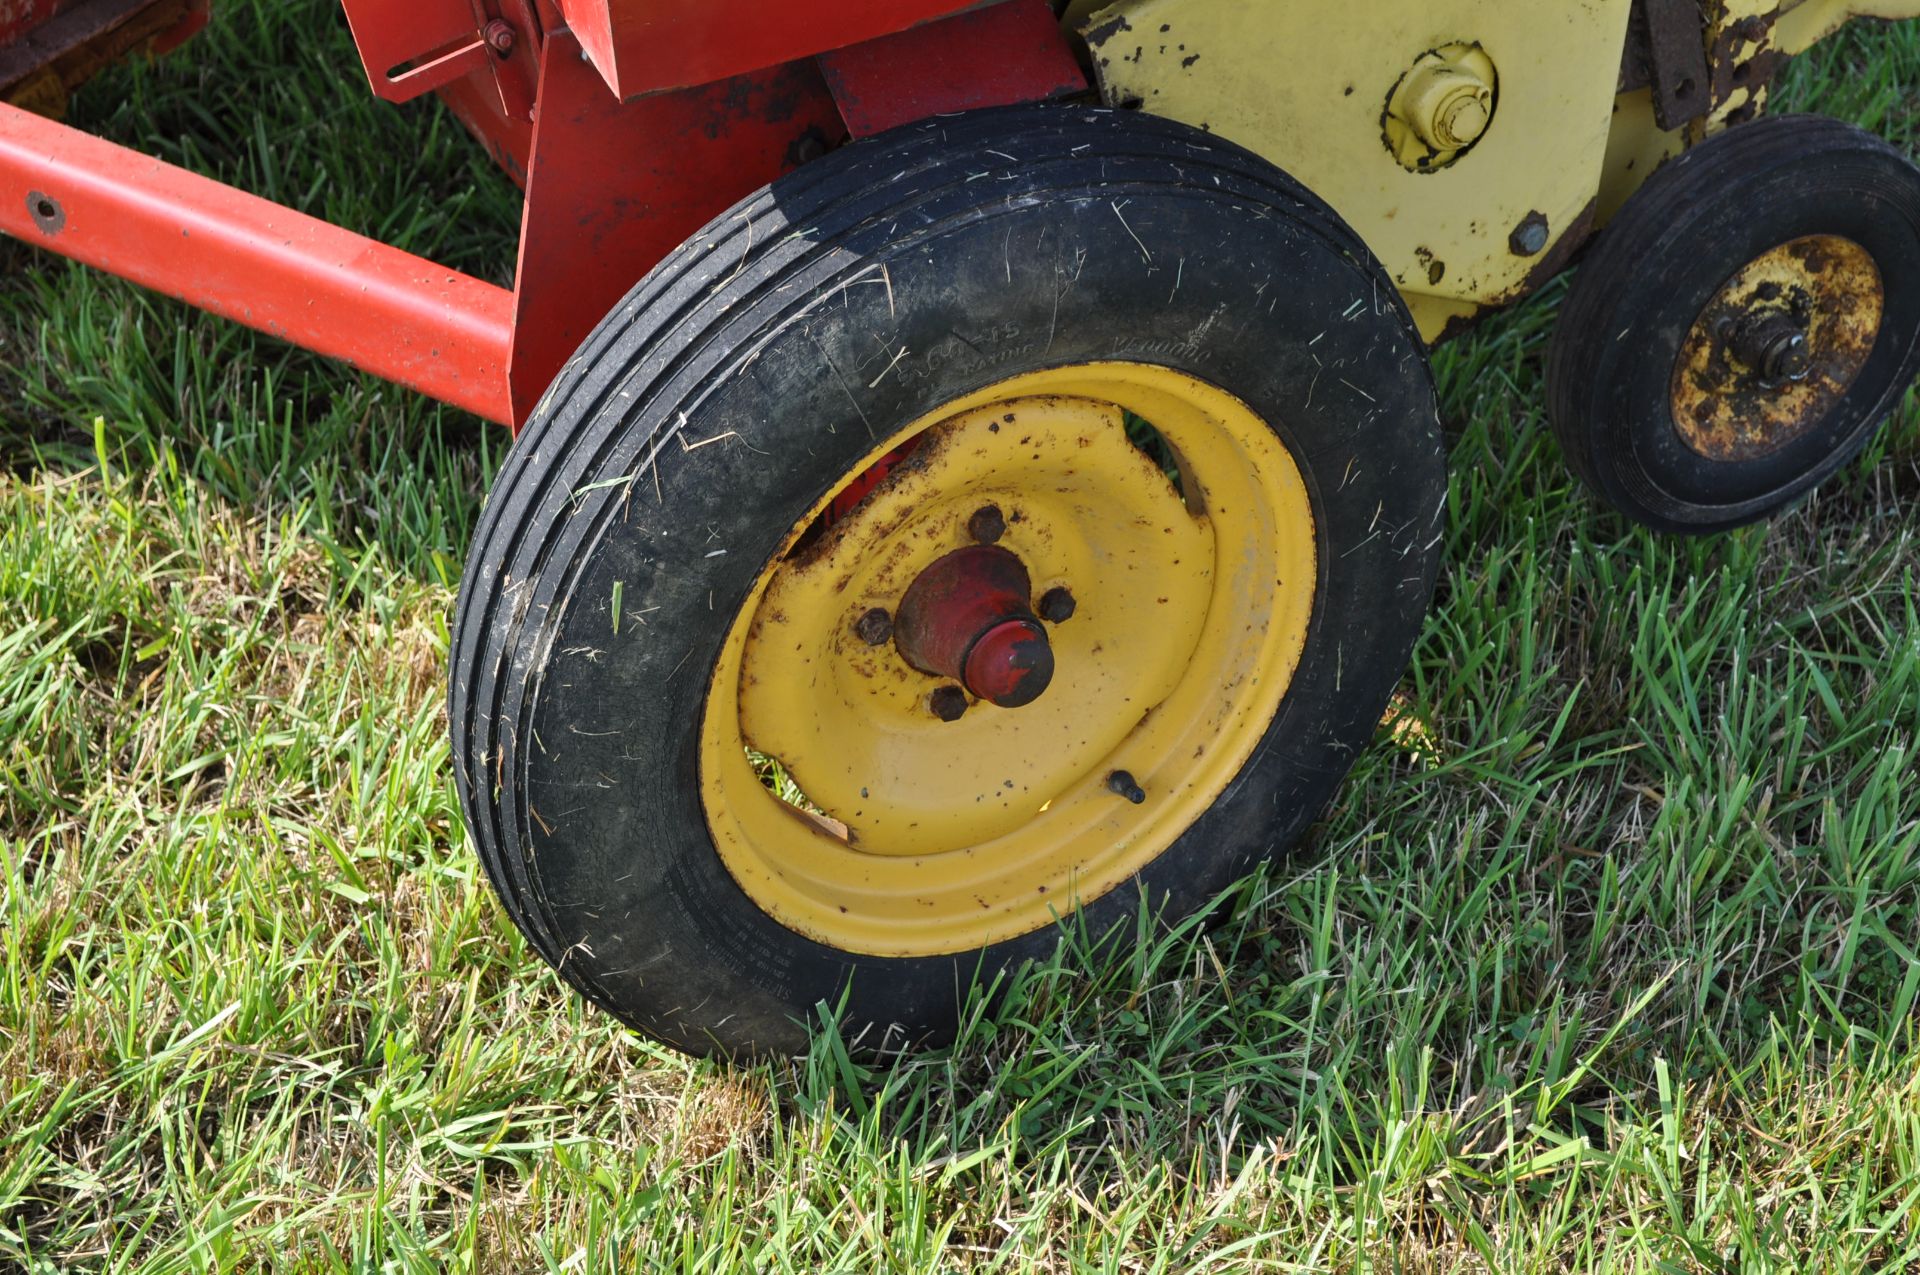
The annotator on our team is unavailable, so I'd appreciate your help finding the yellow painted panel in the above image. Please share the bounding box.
[1777,0,1920,52]
[1598,88,1686,226]
[1081,0,1636,311]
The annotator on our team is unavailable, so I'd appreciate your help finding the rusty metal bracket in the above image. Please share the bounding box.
[1641,0,1713,129]
[0,0,207,116]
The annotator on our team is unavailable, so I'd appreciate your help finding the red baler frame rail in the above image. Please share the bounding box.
[0,0,1084,429]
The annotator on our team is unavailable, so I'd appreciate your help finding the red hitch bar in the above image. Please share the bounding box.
[0,100,515,424]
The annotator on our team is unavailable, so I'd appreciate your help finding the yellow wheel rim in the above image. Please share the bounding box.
[698,363,1316,956]
[1670,235,1885,461]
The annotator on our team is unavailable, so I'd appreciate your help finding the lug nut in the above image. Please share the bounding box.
[1106,770,1146,803]
[967,504,1006,544]
[929,685,969,721]
[853,607,893,646]
[1037,587,1076,623]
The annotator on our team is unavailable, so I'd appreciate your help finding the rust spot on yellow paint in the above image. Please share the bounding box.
[1670,234,1884,461]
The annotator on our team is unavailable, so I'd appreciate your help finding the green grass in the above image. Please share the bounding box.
[3,4,1920,1269]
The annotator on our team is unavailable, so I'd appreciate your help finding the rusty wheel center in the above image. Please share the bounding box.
[1670,234,1884,461]
[892,545,1054,710]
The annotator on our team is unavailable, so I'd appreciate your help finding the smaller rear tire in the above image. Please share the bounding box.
[1548,114,1920,534]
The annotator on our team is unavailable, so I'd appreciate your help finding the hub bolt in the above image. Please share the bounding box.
[1765,331,1812,382]
[1106,770,1146,804]
[853,607,893,646]
[929,686,969,722]
[1728,311,1814,385]
[967,504,1006,544]
[1037,587,1076,623]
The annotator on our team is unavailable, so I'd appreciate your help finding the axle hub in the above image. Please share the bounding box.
[1729,311,1813,385]
[892,544,1054,709]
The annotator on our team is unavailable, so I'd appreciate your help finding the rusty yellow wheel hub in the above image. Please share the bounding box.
[699,363,1316,957]
[1671,234,1884,461]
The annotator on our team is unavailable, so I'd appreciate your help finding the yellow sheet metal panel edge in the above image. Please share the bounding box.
[1079,0,1635,339]
[1777,0,1920,52]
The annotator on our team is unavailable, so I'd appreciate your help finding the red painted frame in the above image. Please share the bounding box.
[554,0,981,101]
[0,100,517,421]
[0,0,1083,429]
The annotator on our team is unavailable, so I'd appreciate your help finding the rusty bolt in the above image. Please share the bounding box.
[929,686,969,721]
[1106,770,1146,804]
[853,607,893,646]
[967,504,1006,544]
[1509,212,1550,257]
[1731,313,1813,385]
[1037,587,1077,623]
[484,19,516,53]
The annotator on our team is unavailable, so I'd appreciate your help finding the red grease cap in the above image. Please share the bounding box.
[963,618,1054,708]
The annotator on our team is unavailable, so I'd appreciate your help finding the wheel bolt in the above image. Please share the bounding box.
[1763,329,1812,382]
[1730,312,1814,386]
[1106,770,1146,803]
[929,685,969,721]
[1037,587,1076,623]
[967,504,1006,544]
[853,607,893,646]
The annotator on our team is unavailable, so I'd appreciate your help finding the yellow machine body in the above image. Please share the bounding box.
[1069,0,1920,341]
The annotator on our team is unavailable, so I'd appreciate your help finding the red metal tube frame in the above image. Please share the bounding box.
[0,100,515,424]
[0,0,1083,431]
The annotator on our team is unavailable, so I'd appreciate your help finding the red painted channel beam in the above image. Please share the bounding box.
[0,101,514,425]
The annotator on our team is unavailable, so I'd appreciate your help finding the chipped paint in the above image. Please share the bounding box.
[1077,0,1635,334]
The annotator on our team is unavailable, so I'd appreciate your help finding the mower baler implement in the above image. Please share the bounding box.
[5,0,1920,1056]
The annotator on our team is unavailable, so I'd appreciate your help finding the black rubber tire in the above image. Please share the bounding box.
[1547,114,1920,534]
[449,104,1446,1057]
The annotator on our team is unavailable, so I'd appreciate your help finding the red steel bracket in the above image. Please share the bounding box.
[0,2,1084,433]
[341,0,543,119]
[0,101,516,423]
[818,0,1086,138]
[505,27,844,425]
[554,0,979,102]
[341,0,492,104]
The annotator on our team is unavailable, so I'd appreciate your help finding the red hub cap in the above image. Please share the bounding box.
[892,545,1054,709]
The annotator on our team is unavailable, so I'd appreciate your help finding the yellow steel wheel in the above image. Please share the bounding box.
[700,364,1315,957]
[1669,235,1884,462]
